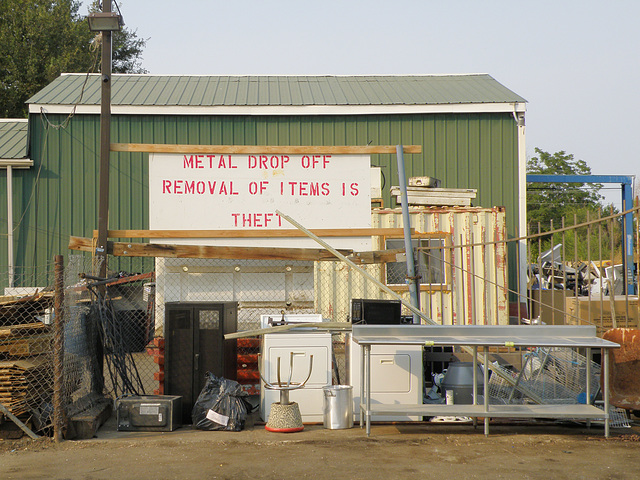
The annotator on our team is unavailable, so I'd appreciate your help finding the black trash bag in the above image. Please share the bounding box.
[192,372,250,431]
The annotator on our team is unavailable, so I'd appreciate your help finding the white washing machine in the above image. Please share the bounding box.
[347,333,423,421]
[260,331,332,423]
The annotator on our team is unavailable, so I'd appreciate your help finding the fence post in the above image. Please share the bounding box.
[53,255,65,442]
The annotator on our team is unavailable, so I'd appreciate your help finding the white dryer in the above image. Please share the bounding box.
[260,331,332,423]
[347,333,423,421]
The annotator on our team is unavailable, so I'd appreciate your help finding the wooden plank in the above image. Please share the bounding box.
[95,228,410,239]
[224,322,352,340]
[69,236,352,261]
[390,187,477,197]
[394,196,473,206]
[0,323,50,338]
[111,143,422,155]
[0,335,52,356]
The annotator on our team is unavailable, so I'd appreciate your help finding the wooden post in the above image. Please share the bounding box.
[53,255,65,442]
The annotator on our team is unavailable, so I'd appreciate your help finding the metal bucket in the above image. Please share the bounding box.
[322,385,353,429]
[441,362,484,405]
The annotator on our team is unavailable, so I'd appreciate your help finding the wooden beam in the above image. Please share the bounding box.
[224,322,352,340]
[95,228,411,239]
[110,143,422,155]
[69,236,352,261]
[69,237,403,264]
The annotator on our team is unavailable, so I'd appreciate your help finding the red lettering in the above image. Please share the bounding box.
[249,155,288,169]
[301,155,330,169]
[185,181,195,194]
[218,155,235,169]
[162,180,172,193]
[247,181,268,194]
[174,180,183,194]
[183,155,204,168]
[230,212,283,228]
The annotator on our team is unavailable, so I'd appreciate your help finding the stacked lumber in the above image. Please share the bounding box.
[0,356,52,415]
[391,186,478,207]
[0,291,54,326]
[0,322,52,357]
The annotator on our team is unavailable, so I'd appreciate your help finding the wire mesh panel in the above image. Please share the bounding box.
[0,262,55,435]
[487,347,601,405]
[63,255,157,406]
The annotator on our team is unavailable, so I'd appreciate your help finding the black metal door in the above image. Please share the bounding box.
[165,302,237,424]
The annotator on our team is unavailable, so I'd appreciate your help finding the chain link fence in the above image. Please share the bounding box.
[0,262,55,437]
[5,203,637,439]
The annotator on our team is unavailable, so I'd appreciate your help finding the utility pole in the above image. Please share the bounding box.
[95,0,114,278]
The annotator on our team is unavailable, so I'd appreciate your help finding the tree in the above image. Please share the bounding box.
[0,0,146,118]
[526,148,624,262]
[526,148,604,230]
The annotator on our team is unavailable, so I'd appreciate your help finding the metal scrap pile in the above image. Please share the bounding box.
[528,244,624,297]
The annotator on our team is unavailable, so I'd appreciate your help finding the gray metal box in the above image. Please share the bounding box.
[116,395,182,432]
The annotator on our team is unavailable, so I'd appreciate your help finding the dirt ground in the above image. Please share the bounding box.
[2,413,640,480]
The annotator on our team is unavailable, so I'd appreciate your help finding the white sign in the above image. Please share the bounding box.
[148,153,372,249]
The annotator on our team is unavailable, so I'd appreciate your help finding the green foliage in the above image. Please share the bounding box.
[527,148,604,230]
[527,205,623,263]
[526,148,625,263]
[0,0,146,118]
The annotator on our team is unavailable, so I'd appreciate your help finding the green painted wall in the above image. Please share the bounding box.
[0,111,519,288]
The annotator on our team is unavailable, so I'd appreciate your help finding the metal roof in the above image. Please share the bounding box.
[0,120,28,160]
[28,74,526,108]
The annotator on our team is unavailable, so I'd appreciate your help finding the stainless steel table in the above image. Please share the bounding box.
[353,325,620,437]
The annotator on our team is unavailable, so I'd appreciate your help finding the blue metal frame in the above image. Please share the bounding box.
[526,174,636,295]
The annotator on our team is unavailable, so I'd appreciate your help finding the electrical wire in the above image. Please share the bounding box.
[85,279,146,397]
[40,31,101,130]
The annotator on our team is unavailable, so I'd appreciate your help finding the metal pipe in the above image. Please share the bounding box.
[604,346,610,438]
[395,145,420,323]
[7,165,13,287]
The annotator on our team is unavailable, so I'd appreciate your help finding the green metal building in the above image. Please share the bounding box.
[1,74,526,289]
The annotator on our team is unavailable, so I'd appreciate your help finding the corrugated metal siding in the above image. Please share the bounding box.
[8,111,518,290]
[28,74,527,107]
[0,121,28,159]
[314,207,509,326]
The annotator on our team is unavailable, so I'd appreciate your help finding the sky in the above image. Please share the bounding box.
[82,0,640,208]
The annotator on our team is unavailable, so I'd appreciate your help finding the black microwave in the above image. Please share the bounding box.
[350,298,403,325]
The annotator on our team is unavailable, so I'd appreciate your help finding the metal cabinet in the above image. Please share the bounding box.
[164,302,237,424]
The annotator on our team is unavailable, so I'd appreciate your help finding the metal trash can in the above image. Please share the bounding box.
[441,362,484,405]
[322,385,353,429]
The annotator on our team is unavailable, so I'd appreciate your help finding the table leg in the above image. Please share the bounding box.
[365,344,371,436]
[359,341,364,429]
[603,347,610,438]
[472,346,478,429]
[585,347,591,429]
[484,347,489,436]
